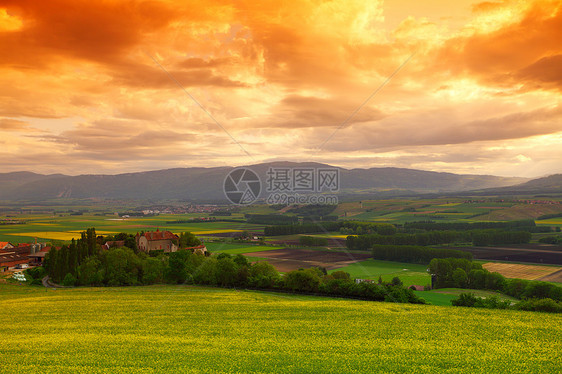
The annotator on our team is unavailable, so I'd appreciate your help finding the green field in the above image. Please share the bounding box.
[415,288,518,306]
[0,283,560,373]
[332,259,431,287]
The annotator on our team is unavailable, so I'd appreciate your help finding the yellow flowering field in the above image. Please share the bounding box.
[7,231,82,241]
[0,284,560,373]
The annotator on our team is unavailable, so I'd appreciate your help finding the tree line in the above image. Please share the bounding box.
[264,221,396,236]
[346,229,531,250]
[451,293,562,313]
[40,228,425,305]
[403,219,537,231]
[370,244,472,264]
[428,257,562,302]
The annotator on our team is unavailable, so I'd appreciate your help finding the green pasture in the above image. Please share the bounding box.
[415,288,518,307]
[331,259,431,287]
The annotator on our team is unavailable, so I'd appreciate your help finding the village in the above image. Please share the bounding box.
[0,230,207,275]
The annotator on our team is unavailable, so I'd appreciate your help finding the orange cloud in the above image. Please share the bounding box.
[0,0,560,177]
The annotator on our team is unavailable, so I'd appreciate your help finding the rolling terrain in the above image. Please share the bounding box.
[1,283,560,373]
[0,162,529,202]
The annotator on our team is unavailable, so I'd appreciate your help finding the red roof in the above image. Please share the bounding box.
[143,231,178,241]
[185,245,206,250]
[0,241,13,249]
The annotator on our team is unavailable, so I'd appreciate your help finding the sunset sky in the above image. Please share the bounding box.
[0,0,560,177]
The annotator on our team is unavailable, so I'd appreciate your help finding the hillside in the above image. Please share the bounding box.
[0,162,529,201]
[471,174,562,195]
[1,284,560,373]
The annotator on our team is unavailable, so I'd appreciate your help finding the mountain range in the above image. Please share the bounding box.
[0,162,558,202]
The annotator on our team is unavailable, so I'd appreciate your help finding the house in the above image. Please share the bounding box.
[0,251,29,272]
[409,285,425,291]
[185,244,207,255]
[102,240,125,250]
[135,230,179,253]
[27,246,58,266]
[0,242,15,250]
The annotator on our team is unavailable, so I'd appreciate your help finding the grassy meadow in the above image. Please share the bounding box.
[332,259,431,287]
[0,283,561,373]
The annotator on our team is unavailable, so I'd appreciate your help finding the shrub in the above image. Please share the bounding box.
[62,273,77,287]
[514,298,562,313]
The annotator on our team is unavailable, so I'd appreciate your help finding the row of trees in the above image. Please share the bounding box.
[264,221,396,237]
[44,229,203,285]
[299,236,329,247]
[371,245,472,264]
[403,219,537,231]
[346,229,531,250]
[49,244,425,305]
[44,228,99,283]
[428,257,562,302]
[338,221,397,236]
[452,293,562,313]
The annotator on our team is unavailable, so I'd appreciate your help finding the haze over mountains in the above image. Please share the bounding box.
[1,162,553,202]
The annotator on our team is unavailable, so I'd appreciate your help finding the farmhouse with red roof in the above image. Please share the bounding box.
[135,229,179,253]
[0,242,15,250]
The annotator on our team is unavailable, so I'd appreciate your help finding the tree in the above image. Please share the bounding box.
[179,232,201,248]
[331,271,351,280]
[62,273,77,287]
[248,261,279,288]
[216,257,238,287]
[78,257,104,286]
[485,272,506,291]
[452,268,468,288]
[193,257,218,285]
[468,269,486,289]
[101,247,141,286]
[391,277,403,287]
[142,257,164,284]
[284,268,322,292]
[165,250,190,284]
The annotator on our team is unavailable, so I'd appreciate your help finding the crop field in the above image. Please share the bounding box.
[482,262,561,280]
[333,259,431,287]
[459,245,562,265]
[0,284,561,373]
[241,248,371,272]
[204,242,283,255]
[0,213,264,243]
[333,199,562,223]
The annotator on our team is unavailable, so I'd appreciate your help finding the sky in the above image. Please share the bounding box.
[0,0,561,178]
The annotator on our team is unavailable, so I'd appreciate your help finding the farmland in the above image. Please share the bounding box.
[481,262,562,280]
[1,283,561,373]
[0,212,262,243]
[415,288,518,306]
[240,248,372,272]
[333,259,431,286]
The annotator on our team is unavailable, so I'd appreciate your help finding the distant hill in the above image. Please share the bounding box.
[0,162,532,202]
[470,174,562,195]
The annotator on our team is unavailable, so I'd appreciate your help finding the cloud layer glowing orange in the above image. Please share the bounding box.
[0,0,560,177]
